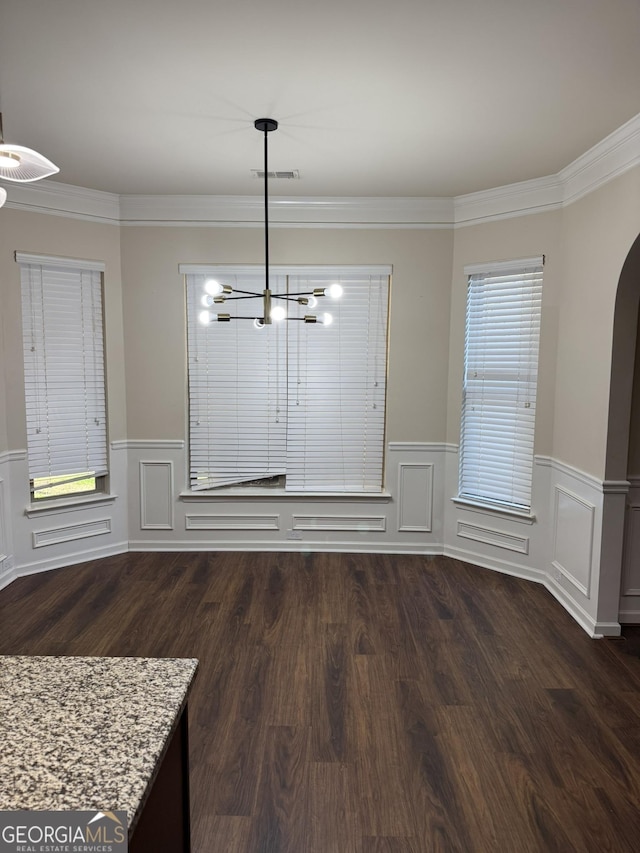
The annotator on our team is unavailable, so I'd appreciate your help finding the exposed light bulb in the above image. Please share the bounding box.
[322,312,334,326]
[307,295,318,309]
[270,305,287,322]
[328,283,343,299]
[253,318,265,329]
[198,309,213,325]
[0,151,20,169]
[201,294,215,307]
[204,279,223,296]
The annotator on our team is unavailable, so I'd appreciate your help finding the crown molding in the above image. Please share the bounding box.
[453,174,564,226]
[1,113,638,227]
[118,194,455,228]
[559,112,640,205]
[0,179,121,224]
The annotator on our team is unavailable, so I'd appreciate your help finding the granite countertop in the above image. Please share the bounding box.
[0,655,198,833]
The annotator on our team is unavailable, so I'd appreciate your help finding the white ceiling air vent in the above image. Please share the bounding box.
[252,169,300,180]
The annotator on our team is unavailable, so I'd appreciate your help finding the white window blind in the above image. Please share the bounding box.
[184,266,390,493]
[459,258,543,511]
[18,254,108,487]
[186,273,288,489]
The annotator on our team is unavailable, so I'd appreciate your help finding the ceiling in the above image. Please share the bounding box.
[1,0,639,199]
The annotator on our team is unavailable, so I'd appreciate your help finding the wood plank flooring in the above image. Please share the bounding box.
[2,551,640,851]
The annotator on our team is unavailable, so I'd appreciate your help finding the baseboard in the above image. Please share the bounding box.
[544,574,621,637]
[443,544,546,585]
[0,557,16,592]
[128,538,446,555]
[14,541,129,580]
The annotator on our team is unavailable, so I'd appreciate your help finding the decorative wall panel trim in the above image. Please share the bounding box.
[0,477,7,563]
[140,461,174,530]
[113,439,184,451]
[621,503,640,596]
[185,514,280,531]
[398,463,433,532]
[535,455,603,492]
[388,442,458,454]
[456,520,529,554]
[551,485,595,597]
[0,450,27,464]
[32,518,112,548]
[292,515,386,532]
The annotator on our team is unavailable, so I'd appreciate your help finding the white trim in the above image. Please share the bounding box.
[1,112,638,228]
[602,480,631,495]
[388,441,458,453]
[110,439,185,451]
[125,195,455,228]
[32,517,112,548]
[3,180,121,224]
[24,492,117,517]
[128,539,444,555]
[464,256,544,276]
[534,455,603,492]
[451,496,536,524]
[178,263,393,276]
[0,450,27,465]
[560,111,640,206]
[14,251,106,272]
[179,488,392,501]
[454,176,564,227]
[185,513,280,531]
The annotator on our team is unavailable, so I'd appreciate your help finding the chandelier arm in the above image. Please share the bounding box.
[219,294,264,301]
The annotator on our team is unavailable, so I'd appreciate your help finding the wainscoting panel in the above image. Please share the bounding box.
[621,503,640,596]
[551,485,595,597]
[397,463,433,532]
[140,461,174,530]
[456,520,529,555]
[0,476,7,563]
[292,515,386,532]
[620,478,640,622]
[32,518,112,548]
[186,514,280,531]
[2,447,127,583]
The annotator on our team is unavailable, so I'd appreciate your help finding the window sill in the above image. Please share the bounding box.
[451,496,535,524]
[25,492,118,518]
[180,488,392,502]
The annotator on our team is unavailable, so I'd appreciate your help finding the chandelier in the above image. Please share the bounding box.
[0,112,59,209]
[198,118,341,328]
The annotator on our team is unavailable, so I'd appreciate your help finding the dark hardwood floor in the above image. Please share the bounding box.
[2,551,640,852]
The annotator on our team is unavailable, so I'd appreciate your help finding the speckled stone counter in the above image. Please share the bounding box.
[0,655,198,841]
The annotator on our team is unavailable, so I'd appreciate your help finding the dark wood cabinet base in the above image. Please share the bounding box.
[130,705,191,853]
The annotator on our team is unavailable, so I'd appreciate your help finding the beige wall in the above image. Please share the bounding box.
[0,208,126,453]
[119,225,454,442]
[1,165,639,483]
[554,169,640,477]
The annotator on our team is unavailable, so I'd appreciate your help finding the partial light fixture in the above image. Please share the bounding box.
[198,118,342,327]
[0,187,6,209]
[0,112,59,182]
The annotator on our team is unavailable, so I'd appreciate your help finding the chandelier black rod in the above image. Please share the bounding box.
[254,118,278,299]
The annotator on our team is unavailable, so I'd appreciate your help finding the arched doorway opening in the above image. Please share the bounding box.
[605,232,640,623]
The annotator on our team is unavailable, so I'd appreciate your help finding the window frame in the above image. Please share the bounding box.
[181,263,391,496]
[17,252,109,506]
[458,256,543,514]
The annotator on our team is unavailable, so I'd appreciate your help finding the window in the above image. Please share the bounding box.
[183,265,390,493]
[17,253,108,501]
[459,257,543,512]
